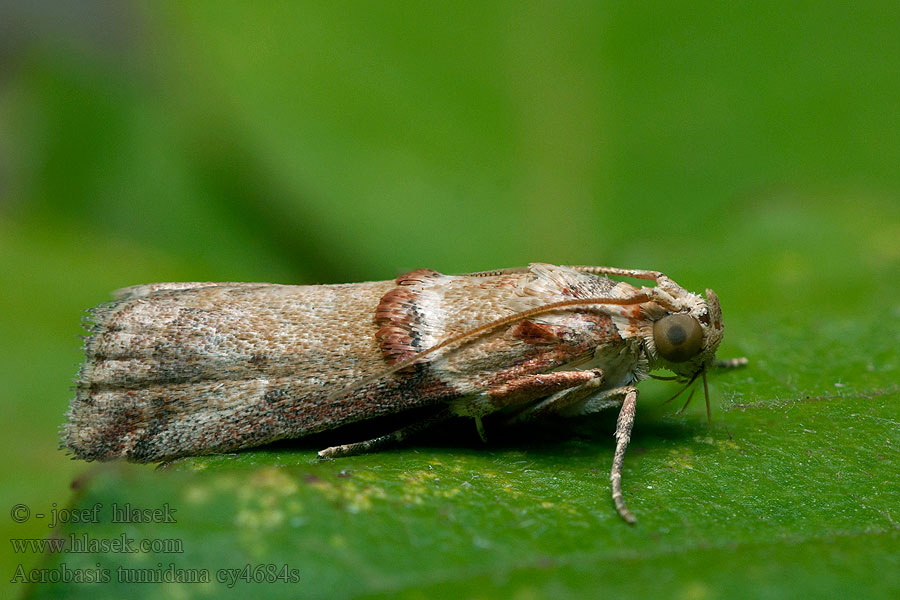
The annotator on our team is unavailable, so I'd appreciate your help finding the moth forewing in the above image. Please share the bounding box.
[63,263,732,524]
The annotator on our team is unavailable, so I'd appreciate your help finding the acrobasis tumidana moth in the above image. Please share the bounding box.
[63,263,744,523]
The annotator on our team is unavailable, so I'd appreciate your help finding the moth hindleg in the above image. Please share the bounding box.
[317,409,453,459]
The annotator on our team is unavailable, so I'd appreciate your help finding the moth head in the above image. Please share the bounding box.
[650,288,724,379]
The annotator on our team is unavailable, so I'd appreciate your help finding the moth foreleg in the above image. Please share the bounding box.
[485,369,605,408]
[503,371,608,424]
[553,385,641,523]
[454,370,605,443]
[714,357,749,369]
[577,388,631,415]
[478,369,605,435]
[526,384,639,523]
[602,386,639,524]
[317,409,453,459]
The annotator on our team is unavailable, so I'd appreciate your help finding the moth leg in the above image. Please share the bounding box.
[457,370,605,442]
[518,383,640,523]
[485,370,605,408]
[474,416,487,443]
[504,372,608,424]
[537,384,640,523]
[317,409,453,459]
[497,378,641,524]
[714,357,749,369]
[601,386,639,524]
[576,388,633,414]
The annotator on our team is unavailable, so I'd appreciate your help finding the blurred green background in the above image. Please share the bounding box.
[1,2,898,599]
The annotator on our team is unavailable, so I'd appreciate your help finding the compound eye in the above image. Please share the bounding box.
[653,314,703,363]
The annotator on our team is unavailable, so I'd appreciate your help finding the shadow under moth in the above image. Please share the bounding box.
[63,263,744,523]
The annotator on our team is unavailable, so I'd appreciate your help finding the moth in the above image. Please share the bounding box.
[63,263,742,523]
